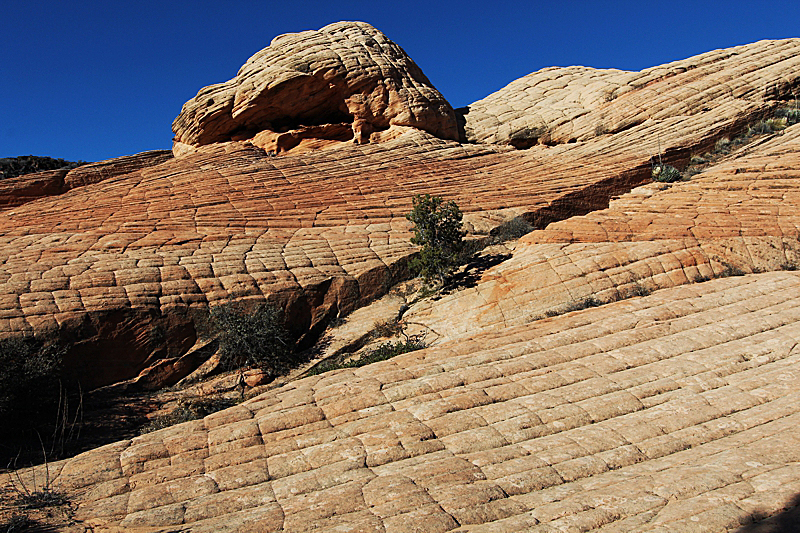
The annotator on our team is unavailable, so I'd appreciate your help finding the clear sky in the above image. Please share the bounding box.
[2,0,798,162]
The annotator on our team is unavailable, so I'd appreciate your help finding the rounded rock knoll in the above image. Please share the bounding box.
[172,21,459,155]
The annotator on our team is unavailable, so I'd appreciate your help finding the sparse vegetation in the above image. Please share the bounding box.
[140,397,238,434]
[719,263,746,277]
[1,513,36,532]
[210,301,294,377]
[508,125,549,148]
[406,194,466,286]
[491,216,534,243]
[308,334,427,376]
[545,296,602,317]
[0,337,66,435]
[0,156,86,180]
[775,104,800,126]
[2,450,71,533]
[651,163,682,183]
[714,137,732,154]
[629,282,652,297]
[748,117,787,135]
[371,319,404,339]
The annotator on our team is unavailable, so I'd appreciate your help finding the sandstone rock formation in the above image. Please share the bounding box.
[172,21,459,156]
[460,38,800,148]
[3,26,800,533]
[8,270,800,531]
[0,150,171,210]
[1,38,799,390]
[406,122,800,344]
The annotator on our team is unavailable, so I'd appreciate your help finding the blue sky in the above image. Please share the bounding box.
[2,1,799,162]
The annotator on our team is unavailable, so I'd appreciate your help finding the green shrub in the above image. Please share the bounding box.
[776,106,800,125]
[0,156,86,180]
[714,137,732,154]
[406,194,466,285]
[749,118,786,135]
[210,301,294,376]
[651,164,682,183]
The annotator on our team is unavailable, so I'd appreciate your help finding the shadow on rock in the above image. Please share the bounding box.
[440,253,512,296]
[736,492,800,532]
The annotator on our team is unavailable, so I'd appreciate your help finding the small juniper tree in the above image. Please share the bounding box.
[406,194,466,285]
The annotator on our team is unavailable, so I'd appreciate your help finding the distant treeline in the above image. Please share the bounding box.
[0,155,88,180]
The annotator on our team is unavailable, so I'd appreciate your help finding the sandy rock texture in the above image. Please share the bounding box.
[1,38,799,388]
[407,123,800,344]
[10,270,799,532]
[0,151,171,210]
[172,21,459,155]
[461,38,800,147]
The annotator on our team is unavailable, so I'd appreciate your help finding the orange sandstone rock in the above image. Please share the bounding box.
[172,21,459,155]
[11,271,800,531]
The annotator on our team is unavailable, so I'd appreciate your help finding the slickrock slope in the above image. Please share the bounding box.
[172,21,459,155]
[3,28,800,533]
[0,150,172,210]
[12,271,799,532]
[407,123,800,344]
[2,38,800,388]
[461,38,800,147]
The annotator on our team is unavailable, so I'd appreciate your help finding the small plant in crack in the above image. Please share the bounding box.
[718,263,747,278]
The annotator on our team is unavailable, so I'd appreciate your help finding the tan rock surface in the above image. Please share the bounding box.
[2,39,800,388]
[8,270,799,532]
[461,38,800,147]
[3,33,800,532]
[407,123,800,344]
[0,150,172,210]
[172,21,459,155]
[0,125,656,388]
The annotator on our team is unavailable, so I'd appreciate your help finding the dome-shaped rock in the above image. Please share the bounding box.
[172,21,459,155]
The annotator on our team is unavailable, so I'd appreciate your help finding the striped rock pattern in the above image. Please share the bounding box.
[2,39,800,387]
[0,126,670,388]
[461,38,800,147]
[407,123,800,344]
[0,151,172,210]
[14,270,800,532]
[172,21,459,155]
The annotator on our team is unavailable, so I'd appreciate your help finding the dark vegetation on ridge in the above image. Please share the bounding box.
[0,156,87,180]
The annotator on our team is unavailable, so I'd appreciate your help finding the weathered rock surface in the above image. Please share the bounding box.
[0,123,665,388]
[461,38,800,147]
[3,30,800,532]
[172,21,459,155]
[62,150,172,190]
[2,39,800,390]
[0,150,172,210]
[10,270,799,532]
[407,123,800,344]
[0,168,69,208]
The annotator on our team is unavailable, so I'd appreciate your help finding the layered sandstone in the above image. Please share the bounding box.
[460,38,800,147]
[1,39,799,389]
[0,150,172,210]
[11,270,800,531]
[3,28,800,533]
[172,21,459,155]
[407,123,800,344]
